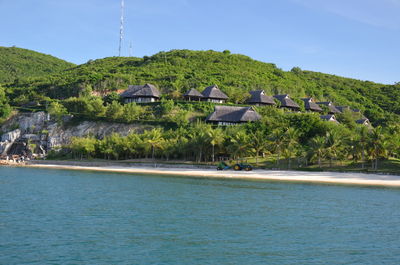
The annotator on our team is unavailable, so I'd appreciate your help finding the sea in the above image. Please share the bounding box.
[1,167,400,264]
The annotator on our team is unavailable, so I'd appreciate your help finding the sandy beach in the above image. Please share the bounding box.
[16,161,400,188]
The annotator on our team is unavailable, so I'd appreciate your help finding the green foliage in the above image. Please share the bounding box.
[0,85,11,119]
[4,49,399,125]
[0,46,74,83]
[47,101,67,123]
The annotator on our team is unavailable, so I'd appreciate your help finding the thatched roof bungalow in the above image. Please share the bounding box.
[317,102,341,114]
[273,94,300,111]
[183,88,204,101]
[120,84,161,103]
[320,114,339,123]
[247,90,276,106]
[201,85,228,103]
[206,106,261,125]
[356,118,371,126]
[302,97,323,112]
[336,106,367,118]
[336,106,353,113]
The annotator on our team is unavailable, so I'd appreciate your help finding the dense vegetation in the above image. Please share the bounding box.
[52,109,400,172]
[1,48,399,171]
[0,46,75,84]
[3,49,400,125]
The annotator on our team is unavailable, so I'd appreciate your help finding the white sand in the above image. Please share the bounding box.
[21,163,400,187]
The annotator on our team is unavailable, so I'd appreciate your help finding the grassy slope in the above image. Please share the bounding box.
[5,49,400,124]
[0,46,75,83]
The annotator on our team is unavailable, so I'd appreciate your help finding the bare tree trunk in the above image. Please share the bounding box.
[361,146,365,169]
[212,144,215,162]
[277,151,281,169]
[255,152,259,166]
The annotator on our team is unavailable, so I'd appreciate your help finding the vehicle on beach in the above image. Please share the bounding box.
[217,161,231,170]
[217,161,253,171]
[233,163,253,171]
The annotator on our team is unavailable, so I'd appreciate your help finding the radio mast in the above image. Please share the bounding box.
[118,0,125,57]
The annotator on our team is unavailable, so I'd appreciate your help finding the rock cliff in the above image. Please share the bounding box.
[0,112,154,157]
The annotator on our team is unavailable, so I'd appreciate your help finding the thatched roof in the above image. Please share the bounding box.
[247,90,276,105]
[336,106,351,113]
[317,102,341,114]
[120,83,161,98]
[336,106,367,118]
[356,118,370,125]
[273,94,300,109]
[320,114,339,123]
[183,88,204,98]
[302,97,322,112]
[206,106,261,123]
[201,85,228,100]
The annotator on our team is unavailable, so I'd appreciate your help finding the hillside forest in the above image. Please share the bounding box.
[0,47,399,171]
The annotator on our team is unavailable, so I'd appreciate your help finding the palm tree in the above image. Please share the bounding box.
[126,133,142,159]
[269,128,285,169]
[325,130,342,168]
[356,126,369,169]
[249,130,268,166]
[189,122,210,162]
[308,135,326,168]
[229,131,250,163]
[283,128,299,169]
[208,128,225,162]
[367,126,388,170]
[144,128,165,162]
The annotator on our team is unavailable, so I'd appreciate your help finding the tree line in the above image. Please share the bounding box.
[54,115,400,171]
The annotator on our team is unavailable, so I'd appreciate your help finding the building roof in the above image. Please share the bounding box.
[201,85,228,100]
[183,88,204,98]
[336,106,351,113]
[302,97,323,112]
[336,106,367,118]
[120,83,161,98]
[273,94,300,109]
[247,90,276,105]
[320,114,339,123]
[316,102,342,114]
[356,118,370,125]
[206,106,261,123]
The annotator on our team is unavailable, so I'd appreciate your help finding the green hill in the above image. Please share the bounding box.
[4,49,400,124]
[0,46,75,83]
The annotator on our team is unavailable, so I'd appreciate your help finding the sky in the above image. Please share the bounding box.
[0,0,399,84]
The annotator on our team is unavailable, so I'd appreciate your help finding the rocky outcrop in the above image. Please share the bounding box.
[1,129,21,142]
[47,120,152,148]
[0,112,154,156]
[1,112,49,133]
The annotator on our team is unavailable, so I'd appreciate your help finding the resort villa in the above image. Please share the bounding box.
[273,94,300,111]
[183,88,204,101]
[247,90,276,106]
[119,84,370,126]
[301,97,323,112]
[317,102,342,114]
[320,114,339,123]
[120,84,161,103]
[201,85,229,103]
[206,106,262,126]
[356,118,371,126]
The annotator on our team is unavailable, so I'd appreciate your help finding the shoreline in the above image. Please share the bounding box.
[13,161,400,188]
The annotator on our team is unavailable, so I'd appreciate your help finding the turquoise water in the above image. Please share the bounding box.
[1,167,400,264]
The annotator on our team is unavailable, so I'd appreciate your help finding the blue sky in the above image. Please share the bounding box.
[0,0,399,84]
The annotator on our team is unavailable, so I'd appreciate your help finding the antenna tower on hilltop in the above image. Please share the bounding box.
[118,0,125,57]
